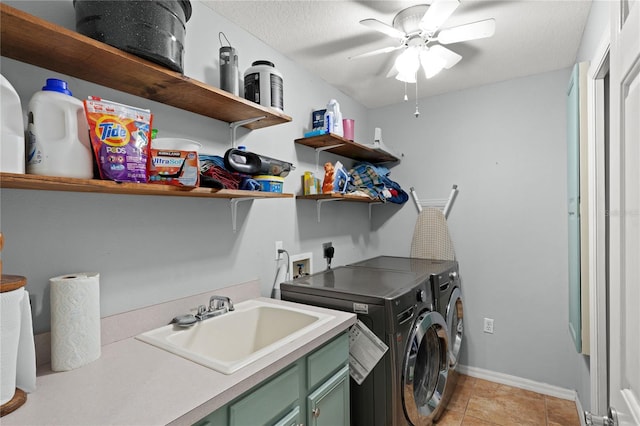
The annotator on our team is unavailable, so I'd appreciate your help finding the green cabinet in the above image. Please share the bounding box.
[307,365,350,426]
[194,332,349,426]
[230,365,300,425]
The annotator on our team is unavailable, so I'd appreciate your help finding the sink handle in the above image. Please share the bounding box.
[209,295,234,311]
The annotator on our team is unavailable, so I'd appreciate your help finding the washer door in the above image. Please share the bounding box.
[402,310,449,426]
[446,287,464,367]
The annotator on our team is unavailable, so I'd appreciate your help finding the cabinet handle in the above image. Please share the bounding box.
[312,407,320,418]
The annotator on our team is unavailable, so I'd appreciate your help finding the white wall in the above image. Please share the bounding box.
[369,68,587,395]
[576,0,610,63]
[0,0,387,334]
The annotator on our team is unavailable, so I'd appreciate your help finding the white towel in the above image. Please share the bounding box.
[410,207,456,260]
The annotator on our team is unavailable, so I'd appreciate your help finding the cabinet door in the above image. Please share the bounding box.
[229,365,299,426]
[307,365,350,426]
[273,406,301,426]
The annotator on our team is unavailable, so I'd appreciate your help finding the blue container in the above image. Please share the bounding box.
[254,175,284,193]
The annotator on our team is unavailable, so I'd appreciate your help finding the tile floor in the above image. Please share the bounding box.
[436,374,582,426]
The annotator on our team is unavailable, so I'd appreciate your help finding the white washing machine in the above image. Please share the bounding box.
[281,266,451,426]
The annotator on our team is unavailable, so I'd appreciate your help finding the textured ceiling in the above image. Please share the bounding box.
[202,0,592,109]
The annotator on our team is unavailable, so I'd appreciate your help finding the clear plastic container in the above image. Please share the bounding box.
[0,74,26,174]
[26,79,93,179]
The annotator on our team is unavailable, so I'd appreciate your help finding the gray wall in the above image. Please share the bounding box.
[0,0,386,334]
[369,68,587,395]
[0,0,609,405]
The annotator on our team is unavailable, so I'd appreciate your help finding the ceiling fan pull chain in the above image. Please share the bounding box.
[415,79,420,118]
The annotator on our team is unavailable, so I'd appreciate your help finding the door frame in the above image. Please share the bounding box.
[587,25,610,417]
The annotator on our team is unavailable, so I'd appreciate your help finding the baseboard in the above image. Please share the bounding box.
[457,365,578,401]
[575,391,587,426]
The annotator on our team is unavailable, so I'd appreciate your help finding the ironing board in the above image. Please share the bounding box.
[409,186,458,261]
[410,208,456,260]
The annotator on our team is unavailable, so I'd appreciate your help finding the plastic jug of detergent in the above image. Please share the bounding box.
[0,74,26,173]
[26,78,93,178]
[324,99,343,137]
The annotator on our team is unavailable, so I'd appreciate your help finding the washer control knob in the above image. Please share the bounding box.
[449,271,459,281]
[416,289,426,302]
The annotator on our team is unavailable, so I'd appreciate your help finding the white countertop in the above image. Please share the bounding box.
[2,297,356,425]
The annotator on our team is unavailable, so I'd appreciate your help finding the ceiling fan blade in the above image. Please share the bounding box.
[420,0,460,34]
[349,45,403,60]
[360,18,406,40]
[429,45,462,69]
[386,62,398,78]
[437,19,496,45]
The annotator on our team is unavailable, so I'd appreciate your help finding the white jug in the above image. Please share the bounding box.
[26,79,93,179]
[0,74,26,174]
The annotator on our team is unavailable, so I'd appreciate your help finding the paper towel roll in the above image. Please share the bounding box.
[0,286,36,406]
[50,273,101,372]
[16,290,36,394]
[1,287,23,405]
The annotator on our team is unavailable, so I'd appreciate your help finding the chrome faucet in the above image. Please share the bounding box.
[195,295,234,321]
[209,295,234,312]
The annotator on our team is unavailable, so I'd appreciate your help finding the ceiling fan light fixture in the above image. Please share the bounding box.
[396,72,417,83]
[355,1,496,115]
[419,48,446,78]
[394,47,420,81]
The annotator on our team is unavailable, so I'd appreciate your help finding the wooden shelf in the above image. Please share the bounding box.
[0,173,293,200]
[297,193,382,222]
[297,193,377,203]
[0,4,291,130]
[294,134,399,163]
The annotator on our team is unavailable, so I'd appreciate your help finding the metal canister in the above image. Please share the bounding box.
[219,46,239,96]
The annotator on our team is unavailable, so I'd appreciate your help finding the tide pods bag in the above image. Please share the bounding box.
[83,97,153,182]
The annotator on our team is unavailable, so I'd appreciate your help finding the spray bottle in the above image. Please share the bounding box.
[324,99,344,137]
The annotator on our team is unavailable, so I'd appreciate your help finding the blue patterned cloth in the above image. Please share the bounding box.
[348,162,408,204]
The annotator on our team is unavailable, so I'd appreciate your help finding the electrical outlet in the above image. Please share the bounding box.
[275,241,283,260]
[483,318,494,334]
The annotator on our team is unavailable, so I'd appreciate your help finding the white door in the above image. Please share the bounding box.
[609,0,640,424]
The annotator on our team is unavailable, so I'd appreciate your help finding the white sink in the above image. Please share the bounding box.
[136,299,334,374]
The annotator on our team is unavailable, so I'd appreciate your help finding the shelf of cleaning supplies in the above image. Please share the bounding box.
[294,134,399,163]
[0,4,291,130]
[0,173,293,232]
[0,173,294,200]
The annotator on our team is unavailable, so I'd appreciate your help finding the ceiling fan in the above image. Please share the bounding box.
[352,0,496,83]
